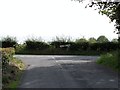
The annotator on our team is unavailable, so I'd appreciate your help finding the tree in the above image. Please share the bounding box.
[75,37,87,43]
[72,0,120,42]
[111,38,118,43]
[2,36,17,48]
[88,37,97,43]
[97,35,109,43]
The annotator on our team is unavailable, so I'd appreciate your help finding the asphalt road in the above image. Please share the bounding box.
[15,55,118,88]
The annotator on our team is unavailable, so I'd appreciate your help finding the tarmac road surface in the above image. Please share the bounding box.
[15,55,118,88]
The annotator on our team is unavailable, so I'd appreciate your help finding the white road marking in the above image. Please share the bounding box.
[55,60,95,64]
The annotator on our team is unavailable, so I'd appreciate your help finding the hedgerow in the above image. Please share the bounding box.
[1,48,25,88]
[25,39,50,50]
[0,36,118,55]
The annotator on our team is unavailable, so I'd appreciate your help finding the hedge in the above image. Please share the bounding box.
[0,48,15,73]
[25,40,50,50]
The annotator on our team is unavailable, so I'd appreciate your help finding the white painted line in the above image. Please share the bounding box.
[52,56,55,60]
[55,60,94,64]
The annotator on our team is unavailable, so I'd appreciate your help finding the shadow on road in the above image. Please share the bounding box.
[18,60,118,88]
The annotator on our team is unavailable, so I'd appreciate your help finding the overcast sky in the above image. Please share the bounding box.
[0,0,118,43]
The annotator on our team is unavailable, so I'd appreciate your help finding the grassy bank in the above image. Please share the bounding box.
[97,51,119,72]
[5,58,25,88]
[1,48,25,89]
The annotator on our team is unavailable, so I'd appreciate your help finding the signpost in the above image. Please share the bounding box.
[60,44,71,51]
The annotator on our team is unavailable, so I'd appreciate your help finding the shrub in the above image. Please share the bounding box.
[15,44,26,53]
[0,48,15,73]
[97,51,119,71]
[1,48,25,88]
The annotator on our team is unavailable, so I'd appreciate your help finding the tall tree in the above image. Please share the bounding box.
[97,35,109,43]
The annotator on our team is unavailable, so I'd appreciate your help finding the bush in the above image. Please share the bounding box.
[97,51,119,71]
[15,44,26,53]
[0,48,15,73]
[1,48,25,88]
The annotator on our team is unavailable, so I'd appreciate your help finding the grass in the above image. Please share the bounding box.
[1,48,25,89]
[97,51,119,72]
[3,58,25,89]
[7,69,24,88]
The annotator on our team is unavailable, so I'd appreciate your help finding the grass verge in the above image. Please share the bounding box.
[7,69,24,88]
[3,58,25,89]
[96,51,119,72]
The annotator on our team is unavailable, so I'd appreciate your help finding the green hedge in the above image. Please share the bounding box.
[25,40,50,50]
[50,41,118,51]
[1,48,15,72]
[15,41,119,55]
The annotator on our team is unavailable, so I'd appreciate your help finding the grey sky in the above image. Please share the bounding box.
[0,0,118,43]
